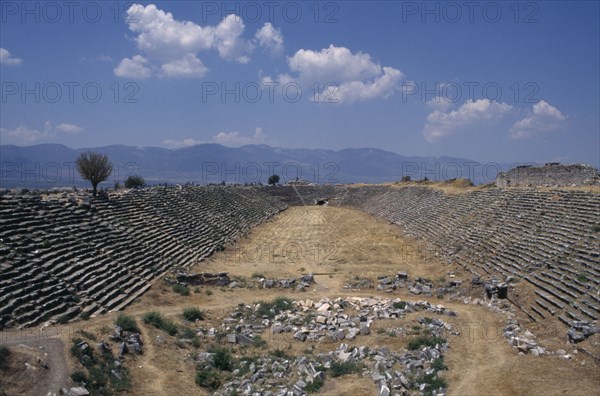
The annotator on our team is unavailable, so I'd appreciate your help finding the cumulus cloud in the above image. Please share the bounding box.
[0,48,23,65]
[266,45,403,103]
[423,99,512,142]
[509,100,566,139]
[160,54,208,78]
[116,4,265,78]
[213,14,254,63]
[0,121,83,145]
[127,4,214,58]
[255,23,283,56]
[212,127,267,147]
[114,55,152,79]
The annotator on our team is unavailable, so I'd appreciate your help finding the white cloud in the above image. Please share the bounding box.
[255,23,283,56]
[267,45,403,103]
[0,48,23,65]
[288,45,382,82]
[213,14,254,63]
[127,4,214,58]
[212,127,267,147]
[114,55,152,79]
[117,4,261,78]
[0,126,48,144]
[55,123,84,134]
[0,121,83,145]
[162,138,203,148]
[160,54,208,78]
[509,100,566,139]
[423,99,512,142]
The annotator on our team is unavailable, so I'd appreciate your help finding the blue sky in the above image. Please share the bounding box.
[1,1,598,166]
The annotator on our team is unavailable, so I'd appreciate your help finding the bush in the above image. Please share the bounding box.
[70,337,94,363]
[180,327,196,340]
[71,370,88,383]
[124,175,145,189]
[329,361,362,377]
[253,336,267,348]
[268,174,280,185]
[255,297,293,319]
[172,284,190,296]
[195,369,221,390]
[431,357,447,371]
[418,372,447,392]
[392,301,407,309]
[305,377,325,393]
[79,311,91,321]
[591,224,600,233]
[183,307,204,322]
[212,347,234,371]
[577,273,588,282]
[143,311,178,336]
[407,335,447,351]
[0,346,11,370]
[115,314,140,333]
[270,349,291,359]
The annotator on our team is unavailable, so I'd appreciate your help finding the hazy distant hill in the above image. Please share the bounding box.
[0,143,516,189]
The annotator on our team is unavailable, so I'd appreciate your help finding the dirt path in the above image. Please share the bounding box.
[0,333,69,396]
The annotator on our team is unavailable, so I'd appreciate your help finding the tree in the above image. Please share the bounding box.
[75,151,113,197]
[124,175,145,189]
[268,174,280,185]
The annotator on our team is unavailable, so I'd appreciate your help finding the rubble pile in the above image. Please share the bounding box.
[219,297,457,345]
[197,316,455,396]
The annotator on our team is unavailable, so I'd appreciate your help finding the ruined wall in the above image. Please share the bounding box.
[496,163,599,188]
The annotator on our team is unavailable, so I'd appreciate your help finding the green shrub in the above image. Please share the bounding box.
[70,338,94,362]
[79,311,91,321]
[183,307,204,321]
[205,289,213,296]
[212,347,234,371]
[407,335,447,351]
[418,372,447,393]
[329,361,362,377]
[253,336,267,348]
[0,346,11,370]
[577,273,588,282]
[431,357,447,371]
[71,370,88,383]
[392,301,407,309]
[143,311,178,336]
[115,314,140,333]
[305,377,325,393]
[195,369,221,390]
[172,284,190,296]
[591,224,600,233]
[270,349,291,359]
[180,327,196,340]
[255,297,293,319]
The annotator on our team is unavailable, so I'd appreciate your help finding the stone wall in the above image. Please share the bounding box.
[496,163,599,188]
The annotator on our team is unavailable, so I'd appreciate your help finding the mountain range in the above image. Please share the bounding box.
[0,143,522,189]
